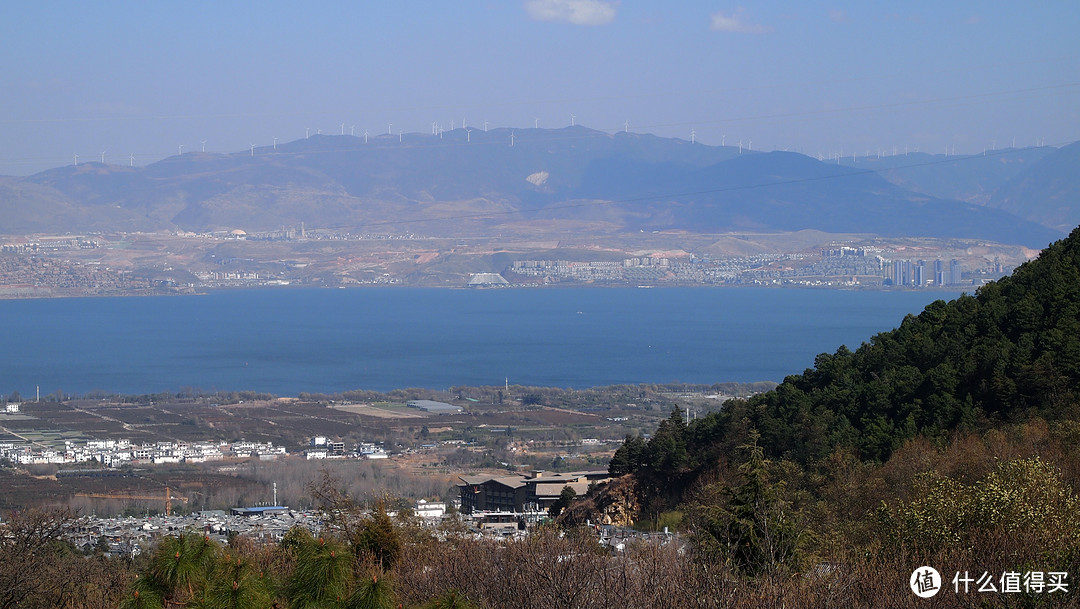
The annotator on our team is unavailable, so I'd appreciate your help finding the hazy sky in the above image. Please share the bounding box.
[2,1,1078,175]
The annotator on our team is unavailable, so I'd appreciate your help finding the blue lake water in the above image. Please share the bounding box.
[0,287,964,396]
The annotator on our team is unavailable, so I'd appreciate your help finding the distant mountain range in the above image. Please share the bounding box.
[0,126,1074,248]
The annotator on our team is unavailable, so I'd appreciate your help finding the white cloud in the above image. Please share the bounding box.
[524,0,617,26]
[710,10,773,34]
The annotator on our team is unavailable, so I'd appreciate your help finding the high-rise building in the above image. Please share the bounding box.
[934,259,945,286]
[914,260,927,287]
[892,259,912,286]
[949,259,962,285]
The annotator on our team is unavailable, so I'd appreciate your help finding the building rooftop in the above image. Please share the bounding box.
[406,399,462,413]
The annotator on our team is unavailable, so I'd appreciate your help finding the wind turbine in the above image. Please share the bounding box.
[484,120,489,132]
[129,153,134,167]
[100,151,106,164]
[364,129,369,143]
[178,144,184,156]
[466,128,472,142]
[201,140,206,153]
[722,134,726,146]
[624,120,629,133]
[273,137,278,150]
[535,117,539,129]
[398,130,402,143]
[510,131,515,147]
[340,123,345,135]
[570,114,576,127]
[74,153,78,166]
[305,127,310,139]
[387,122,392,135]
[691,129,696,144]
[250,144,255,157]
[451,120,455,130]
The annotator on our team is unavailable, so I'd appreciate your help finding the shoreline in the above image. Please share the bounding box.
[0,279,974,302]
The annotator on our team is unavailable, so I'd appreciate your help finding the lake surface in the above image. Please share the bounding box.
[0,287,964,396]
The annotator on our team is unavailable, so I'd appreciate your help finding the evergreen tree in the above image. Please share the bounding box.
[284,534,351,609]
[548,485,577,519]
[692,431,804,577]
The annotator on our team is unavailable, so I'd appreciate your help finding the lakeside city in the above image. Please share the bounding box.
[3,1,1078,606]
[0,229,1025,298]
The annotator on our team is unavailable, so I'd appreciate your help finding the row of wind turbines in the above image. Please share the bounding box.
[72,113,1041,169]
[73,113,723,168]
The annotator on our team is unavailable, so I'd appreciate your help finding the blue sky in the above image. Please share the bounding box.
[1,1,1077,175]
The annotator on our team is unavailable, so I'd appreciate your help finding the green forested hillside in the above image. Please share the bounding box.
[614,226,1080,488]
[748,221,1080,463]
[601,227,1080,589]
[587,227,1080,604]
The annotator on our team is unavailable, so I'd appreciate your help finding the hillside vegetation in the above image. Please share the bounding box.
[598,225,1080,599]
[614,225,1080,483]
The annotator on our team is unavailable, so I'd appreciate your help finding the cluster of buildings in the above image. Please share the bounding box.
[0,438,286,466]
[0,430,392,466]
[0,253,139,295]
[887,258,964,287]
[502,251,973,289]
[303,436,388,460]
[59,491,673,558]
[65,509,323,557]
[1,237,100,253]
[61,498,454,558]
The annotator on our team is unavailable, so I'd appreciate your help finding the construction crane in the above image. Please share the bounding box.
[75,486,188,516]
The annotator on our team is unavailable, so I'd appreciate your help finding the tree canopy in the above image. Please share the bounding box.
[612,226,1080,506]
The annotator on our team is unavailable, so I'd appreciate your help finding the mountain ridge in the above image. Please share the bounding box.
[0,127,1071,248]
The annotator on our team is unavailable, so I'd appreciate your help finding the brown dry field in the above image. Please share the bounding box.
[0,389,682,513]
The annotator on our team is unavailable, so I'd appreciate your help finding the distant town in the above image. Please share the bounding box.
[0,229,1030,297]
